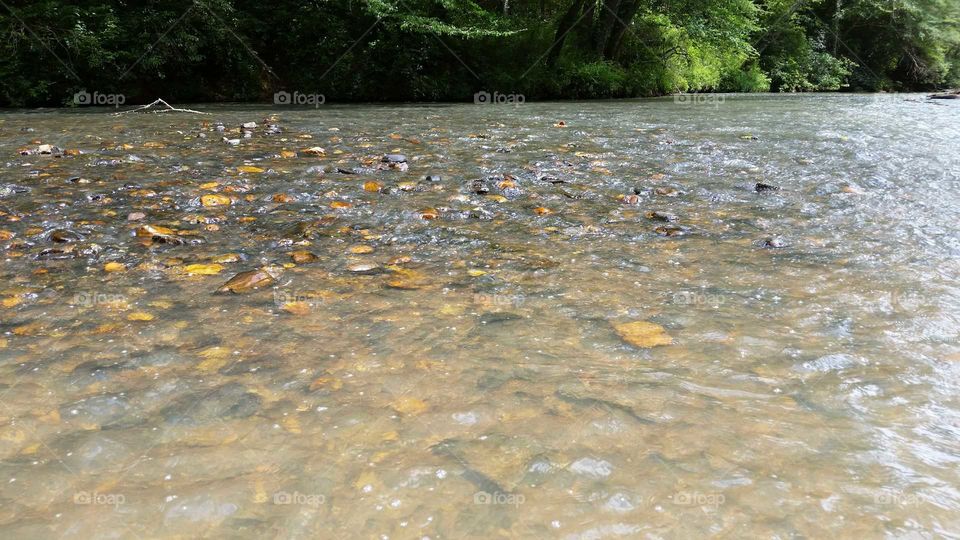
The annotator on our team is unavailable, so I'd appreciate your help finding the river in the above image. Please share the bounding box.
[1,94,958,538]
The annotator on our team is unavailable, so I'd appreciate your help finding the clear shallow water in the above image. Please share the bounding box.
[0,94,958,538]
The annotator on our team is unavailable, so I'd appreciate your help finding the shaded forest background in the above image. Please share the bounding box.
[2,0,959,106]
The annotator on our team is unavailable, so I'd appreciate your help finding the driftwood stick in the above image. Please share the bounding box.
[112,98,209,116]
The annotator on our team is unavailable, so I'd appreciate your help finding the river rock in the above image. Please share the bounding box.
[760,236,788,248]
[613,321,672,348]
[216,266,282,293]
[644,211,677,222]
[136,224,184,245]
[929,89,960,99]
[162,383,261,424]
[290,250,318,263]
[382,154,407,163]
[654,225,688,237]
[755,182,780,192]
[347,263,381,274]
[471,179,490,194]
[49,229,84,243]
[654,186,680,197]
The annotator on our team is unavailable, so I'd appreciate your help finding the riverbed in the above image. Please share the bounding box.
[1,94,958,538]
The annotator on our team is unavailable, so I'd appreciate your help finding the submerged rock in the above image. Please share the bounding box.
[136,224,184,245]
[382,154,407,163]
[613,321,672,348]
[49,229,84,243]
[760,236,788,248]
[654,225,689,237]
[644,211,677,222]
[347,263,382,274]
[653,186,680,197]
[755,182,780,192]
[217,266,282,293]
[471,179,490,194]
[162,383,261,424]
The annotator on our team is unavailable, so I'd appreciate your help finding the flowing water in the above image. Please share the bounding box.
[0,94,958,538]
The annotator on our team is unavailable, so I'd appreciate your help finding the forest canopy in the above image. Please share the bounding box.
[1,0,958,106]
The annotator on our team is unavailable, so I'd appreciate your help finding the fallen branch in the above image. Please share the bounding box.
[112,98,209,116]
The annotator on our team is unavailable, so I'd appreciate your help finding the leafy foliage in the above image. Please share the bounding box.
[0,0,956,105]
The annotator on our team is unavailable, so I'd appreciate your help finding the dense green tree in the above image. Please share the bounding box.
[0,0,956,106]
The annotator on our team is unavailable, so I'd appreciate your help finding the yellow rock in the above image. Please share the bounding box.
[309,376,343,392]
[13,322,42,335]
[197,347,230,373]
[390,396,428,415]
[613,321,673,348]
[353,470,378,491]
[2,297,21,308]
[330,201,352,209]
[363,181,382,192]
[281,302,311,316]
[201,194,231,207]
[200,181,220,189]
[127,312,155,322]
[184,263,225,275]
[290,250,318,263]
[280,150,297,159]
[210,253,242,264]
[237,165,265,173]
[302,147,326,156]
[485,195,507,203]
[217,268,280,293]
[467,269,487,277]
[533,207,554,216]
[104,262,126,273]
[349,245,374,254]
[281,416,302,434]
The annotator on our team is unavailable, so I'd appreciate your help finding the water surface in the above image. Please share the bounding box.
[1,95,959,538]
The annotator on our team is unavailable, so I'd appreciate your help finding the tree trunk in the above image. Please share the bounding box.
[603,0,642,59]
[547,0,590,67]
[591,0,622,57]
